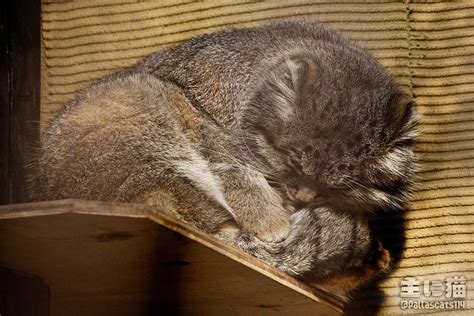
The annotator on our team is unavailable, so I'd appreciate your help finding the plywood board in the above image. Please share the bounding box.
[0,200,344,315]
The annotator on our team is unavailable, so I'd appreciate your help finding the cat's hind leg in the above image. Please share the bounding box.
[36,73,234,232]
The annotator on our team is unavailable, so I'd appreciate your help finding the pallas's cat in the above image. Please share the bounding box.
[33,21,418,294]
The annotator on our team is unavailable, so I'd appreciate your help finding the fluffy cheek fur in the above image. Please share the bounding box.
[345,148,416,211]
[345,110,420,211]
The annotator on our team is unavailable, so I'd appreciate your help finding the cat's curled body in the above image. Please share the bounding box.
[34,21,418,292]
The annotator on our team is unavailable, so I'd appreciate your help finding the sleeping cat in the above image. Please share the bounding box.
[32,20,418,293]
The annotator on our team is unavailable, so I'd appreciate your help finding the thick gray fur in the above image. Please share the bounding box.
[32,20,418,283]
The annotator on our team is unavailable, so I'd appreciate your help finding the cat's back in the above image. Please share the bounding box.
[137,20,353,127]
[33,74,203,202]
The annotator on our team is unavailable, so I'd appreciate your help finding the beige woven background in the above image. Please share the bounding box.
[41,1,474,314]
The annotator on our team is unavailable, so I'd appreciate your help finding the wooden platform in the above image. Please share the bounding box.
[0,200,344,315]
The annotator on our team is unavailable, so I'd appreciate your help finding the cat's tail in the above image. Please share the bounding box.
[215,207,375,281]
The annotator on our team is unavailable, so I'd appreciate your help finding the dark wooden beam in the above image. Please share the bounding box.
[0,0,11,204]
[0,0,40,204]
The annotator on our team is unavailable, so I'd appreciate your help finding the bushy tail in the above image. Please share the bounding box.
[215,207,372,281]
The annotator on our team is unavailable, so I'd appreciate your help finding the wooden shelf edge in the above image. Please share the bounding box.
[0,199,345,313]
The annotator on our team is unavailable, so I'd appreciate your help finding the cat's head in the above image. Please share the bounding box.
[239,46,420,212]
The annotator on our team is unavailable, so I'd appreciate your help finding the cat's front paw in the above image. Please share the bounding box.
[249,215,290,243]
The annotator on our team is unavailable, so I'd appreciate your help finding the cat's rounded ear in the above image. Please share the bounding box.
[285,54,319,99]
[265,54,319,117]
